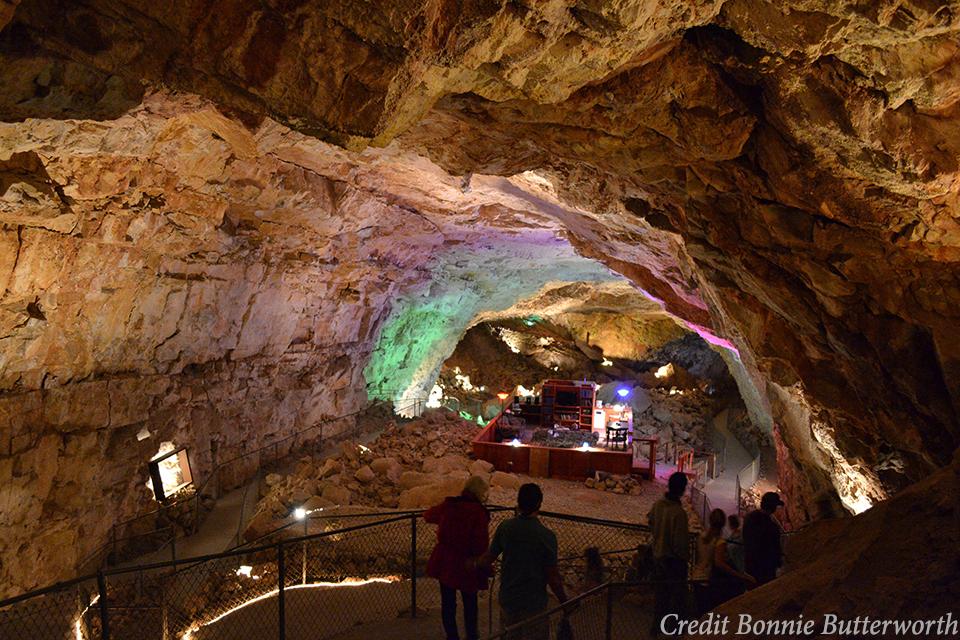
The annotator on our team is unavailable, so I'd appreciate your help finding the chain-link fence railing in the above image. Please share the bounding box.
[0,575,100,640]
[1,508,673,640]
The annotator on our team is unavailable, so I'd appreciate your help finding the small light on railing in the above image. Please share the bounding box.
[509,438,522,447]
[497,392,509,400]
[293,507,307,520]
[580,442,590,451]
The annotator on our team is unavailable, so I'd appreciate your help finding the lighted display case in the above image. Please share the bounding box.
[148,446,193,502]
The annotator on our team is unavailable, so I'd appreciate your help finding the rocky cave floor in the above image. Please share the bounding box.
[244,407,701,544]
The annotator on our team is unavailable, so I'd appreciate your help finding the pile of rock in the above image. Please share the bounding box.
[531,427,600,449]
[584,471,644,496]
[245,409,522,541]
[632,388,715,458]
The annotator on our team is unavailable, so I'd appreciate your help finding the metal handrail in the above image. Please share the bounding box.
[734,454,761,516]
[485,579,706,640]
[1,507,654,608]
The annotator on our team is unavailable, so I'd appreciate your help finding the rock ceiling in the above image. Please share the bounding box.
[0,0,958,594]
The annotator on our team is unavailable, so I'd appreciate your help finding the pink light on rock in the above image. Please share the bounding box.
[686,322,740,355]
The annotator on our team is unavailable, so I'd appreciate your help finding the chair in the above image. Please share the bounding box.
[606,424,629,451]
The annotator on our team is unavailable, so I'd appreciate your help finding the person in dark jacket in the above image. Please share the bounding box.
[648,472,690,636]
[742,491,784,586]
[425,476,491,640]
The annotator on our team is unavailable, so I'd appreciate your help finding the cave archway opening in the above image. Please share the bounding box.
[366,274,777,515]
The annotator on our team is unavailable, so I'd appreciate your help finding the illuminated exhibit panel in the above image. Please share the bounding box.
[148,442,194,502]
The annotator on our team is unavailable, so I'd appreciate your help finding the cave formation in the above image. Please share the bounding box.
[1,0,958,625]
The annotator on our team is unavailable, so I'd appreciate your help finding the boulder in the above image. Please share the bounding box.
[321,484,352,505]
[469,459,495,476]
[401,423,421,437]
[290,487,312,504]
[398,478,464,510]
[355,465,375,483]
[370,457,398,474]
[340,441,359,462]
[318,458,341,478]
[399,471,440,490]
[491,471,521,490]
[265,473,283,487]
[444,469,470,484]
[423,454,471,474]
[303,496,333,512]
[652,407,673,423]
[244,509,278,542]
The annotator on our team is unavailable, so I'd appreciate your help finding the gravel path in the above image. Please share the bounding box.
[488,473,668,526]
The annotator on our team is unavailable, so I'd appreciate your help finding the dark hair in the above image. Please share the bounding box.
[704,508,726,543]
[727,514,740,530]
[708,508,726,530]
[584,547,604,583]
[667,472,688,496]
[760,491,784,512]
[517,483,543,514]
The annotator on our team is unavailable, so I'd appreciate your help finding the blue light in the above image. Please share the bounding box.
[616,388,630,398]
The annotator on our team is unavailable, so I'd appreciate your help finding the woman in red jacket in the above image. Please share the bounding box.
[424,475,491,640]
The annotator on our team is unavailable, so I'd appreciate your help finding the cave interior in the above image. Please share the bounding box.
[1,0,959,631]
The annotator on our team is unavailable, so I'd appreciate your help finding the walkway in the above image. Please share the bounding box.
[702,409,754,516]
[126,426,388,568]
[123,476,261,568]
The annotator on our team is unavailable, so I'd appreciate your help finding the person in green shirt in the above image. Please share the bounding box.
[476,483,569,639]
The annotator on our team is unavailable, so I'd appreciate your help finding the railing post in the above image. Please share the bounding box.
[161,579,171,640]
[302,517,308,585]
[193,492,200,535]
[604,584,613,640]
[410,514,417,619]
[96,571,109,640]
[278,542,286,640]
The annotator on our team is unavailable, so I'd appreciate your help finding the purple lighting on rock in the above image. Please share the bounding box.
[617,388,630,398]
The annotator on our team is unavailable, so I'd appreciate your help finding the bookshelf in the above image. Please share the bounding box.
[541,379,596,430]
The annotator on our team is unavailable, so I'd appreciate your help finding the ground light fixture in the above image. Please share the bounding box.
[293,507,307,520]
[497,392,509,412]
[509,438,522,447]
[616,388,630,398]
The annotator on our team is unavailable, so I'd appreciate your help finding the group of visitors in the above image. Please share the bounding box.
[425,476,567,640]
[647,471,785,635]
[423,470,786,640]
